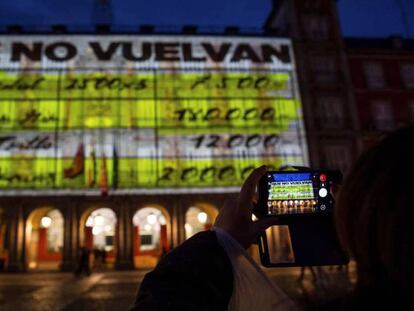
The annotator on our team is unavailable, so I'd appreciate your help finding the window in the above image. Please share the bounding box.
[304,15,329,40]
[324,145,351,173]
[401,64,414,88]
[140,235,153,246]
[311,55,337,84]
[372,100,394,130]
[317,96,345,129]
[364,62,385,89]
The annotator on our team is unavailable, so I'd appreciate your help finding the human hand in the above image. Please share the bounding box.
[214,165,280,249]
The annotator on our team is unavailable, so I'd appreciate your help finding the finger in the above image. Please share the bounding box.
[239,165,267,208]
[252,217,280,236]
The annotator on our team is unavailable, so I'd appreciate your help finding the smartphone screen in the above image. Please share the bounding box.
[266,172,318,216]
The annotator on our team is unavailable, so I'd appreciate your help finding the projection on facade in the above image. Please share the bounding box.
[0,35,308,193]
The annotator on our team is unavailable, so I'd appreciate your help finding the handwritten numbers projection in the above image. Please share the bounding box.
[0,36,307,191]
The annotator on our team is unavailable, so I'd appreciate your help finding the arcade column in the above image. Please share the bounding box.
[115,201,134,270]
[6,205,25,272]
[60,204,79,272]
[173,204,186,246]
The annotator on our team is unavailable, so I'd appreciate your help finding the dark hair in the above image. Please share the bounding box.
[335,125,414,295]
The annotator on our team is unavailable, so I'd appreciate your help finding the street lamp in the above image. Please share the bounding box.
[41,216,52,228]
[159,216,166,225]
[147,213,157,225]
[197,212,207,224]
[94,215,105,226]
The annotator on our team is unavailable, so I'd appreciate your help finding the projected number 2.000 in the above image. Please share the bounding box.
[0,36,307,191]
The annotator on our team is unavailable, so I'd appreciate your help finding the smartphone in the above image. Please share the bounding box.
[256,170,349,267]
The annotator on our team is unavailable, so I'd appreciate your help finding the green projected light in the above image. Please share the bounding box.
[269,183,314,200]
[0,36,308,193]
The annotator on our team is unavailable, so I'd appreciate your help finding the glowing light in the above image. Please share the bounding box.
[94,215,105,226]
[144,224,152,231]
[185,223,192,233]
[28,262,37,269]
[252,214,258,221]
[197,212,208,224]
[86,217,94,227]
[159,216,166,226]
[104,225,112,233]
[92,226,101,236]
[41,216,52,228]
[147,214,157,225]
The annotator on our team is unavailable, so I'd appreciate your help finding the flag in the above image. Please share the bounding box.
[64,143,84,179]
[87,145,97,187]
[100,151,109,196]
[112,145,119,190]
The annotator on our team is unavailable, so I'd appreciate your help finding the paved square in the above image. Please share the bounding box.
[0,267,354,310]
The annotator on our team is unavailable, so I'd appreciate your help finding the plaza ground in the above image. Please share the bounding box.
[0,266,355,310]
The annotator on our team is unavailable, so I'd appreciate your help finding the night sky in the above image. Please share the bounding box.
[0,0,412,38]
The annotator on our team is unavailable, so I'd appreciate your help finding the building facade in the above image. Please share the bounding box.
[0,34,307,272]
[265,0,360,174]
[4,0,404,272]
[1,193,222,271]
[346,37,414,149]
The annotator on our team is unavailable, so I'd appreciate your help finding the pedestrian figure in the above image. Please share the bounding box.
[297,266,317,284]
[74,246,91,277]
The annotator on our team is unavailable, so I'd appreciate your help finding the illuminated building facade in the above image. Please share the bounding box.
[0,0,360,272]
[0,35,308,271]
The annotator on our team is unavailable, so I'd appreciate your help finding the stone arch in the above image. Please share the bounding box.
[80,206,118,269]
[132,204,171,269]
[184,202,219,239]
[25,207,64,270]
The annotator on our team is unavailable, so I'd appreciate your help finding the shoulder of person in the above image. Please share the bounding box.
[158,230,232,275]
[132,231,233,310]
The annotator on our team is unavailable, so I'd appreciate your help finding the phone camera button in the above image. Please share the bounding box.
[319,188,328,198]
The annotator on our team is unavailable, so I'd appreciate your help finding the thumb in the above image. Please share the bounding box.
[252,217,280,236]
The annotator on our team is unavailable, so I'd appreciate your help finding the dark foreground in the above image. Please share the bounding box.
[0,265,355,310]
